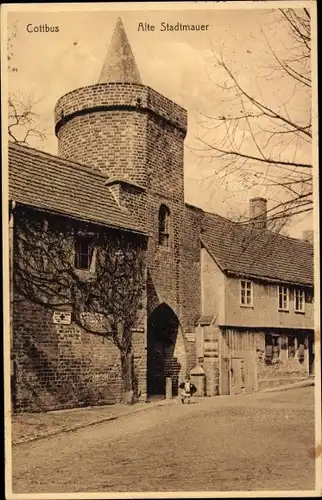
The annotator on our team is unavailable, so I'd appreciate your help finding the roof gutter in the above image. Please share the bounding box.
[224,269,314,288]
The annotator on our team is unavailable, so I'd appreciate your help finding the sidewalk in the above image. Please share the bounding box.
[10,397,176,446]
[260,376,315,393]
[10,377,314,446]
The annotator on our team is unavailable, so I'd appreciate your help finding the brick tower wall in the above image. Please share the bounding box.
[143,95,189,385]
[54,82,199,394]
[55,83,186,188]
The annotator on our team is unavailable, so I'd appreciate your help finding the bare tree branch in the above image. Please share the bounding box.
[195,8,312,230]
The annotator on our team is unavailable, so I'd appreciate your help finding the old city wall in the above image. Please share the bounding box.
[12,212,147,412]
[144,100,202,381]
[54,82,200,392]
[13,297,126,412]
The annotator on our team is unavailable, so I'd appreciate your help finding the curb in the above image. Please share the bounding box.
[12,380,314,446]
[12,398,176,447]
[260,378,314,393]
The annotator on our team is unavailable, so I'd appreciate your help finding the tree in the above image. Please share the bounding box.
[13,205,147,404]
[8,93,47,145]
[194,8,312,231]
[8,22,47,146]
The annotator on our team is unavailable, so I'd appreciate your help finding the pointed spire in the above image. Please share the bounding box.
[98,17,142,84]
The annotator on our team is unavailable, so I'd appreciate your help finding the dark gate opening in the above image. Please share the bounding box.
[147,303,181,397]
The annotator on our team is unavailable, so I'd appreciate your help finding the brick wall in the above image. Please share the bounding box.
[12,295,127,412]
[13,297,148,413]
[57,111,149,188]
[55,81,198,392]
[55,83,186,184]
[182,205,203,330]
[10,79,205,407]
[13,296,59,412]
[108,182,148,233]
[12,209,147,412]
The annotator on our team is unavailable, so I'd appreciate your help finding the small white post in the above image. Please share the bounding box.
[166,377,172,399]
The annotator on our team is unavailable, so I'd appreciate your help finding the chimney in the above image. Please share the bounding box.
[249,197,267,229]
[302,230,314,244]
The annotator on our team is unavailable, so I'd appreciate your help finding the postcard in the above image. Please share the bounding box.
[2,1,320,498]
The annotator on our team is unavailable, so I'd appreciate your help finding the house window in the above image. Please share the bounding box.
[240,280,253,306]
[278,285,289,311]
[75,235,94,270]
[294,289,305,313]
[158,204,170,247]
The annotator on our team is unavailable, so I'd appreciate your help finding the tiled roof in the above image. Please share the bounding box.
[8,142,145,234]
[201,211,314,286]
[195,314,217,326]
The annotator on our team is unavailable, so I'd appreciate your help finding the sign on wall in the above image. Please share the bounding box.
[52,311,72,325]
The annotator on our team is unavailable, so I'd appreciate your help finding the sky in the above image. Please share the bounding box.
[6,4,314,238]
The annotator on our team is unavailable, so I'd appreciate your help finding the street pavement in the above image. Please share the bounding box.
[10,387,316,494]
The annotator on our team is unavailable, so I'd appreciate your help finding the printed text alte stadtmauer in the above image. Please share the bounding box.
[138,22,210,32]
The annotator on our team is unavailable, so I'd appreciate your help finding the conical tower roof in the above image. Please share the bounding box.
[98,17,142,84]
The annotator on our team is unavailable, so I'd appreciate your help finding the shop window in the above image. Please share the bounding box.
[265,334,280,363]
[288,335,296,358]
[297,334,305,364]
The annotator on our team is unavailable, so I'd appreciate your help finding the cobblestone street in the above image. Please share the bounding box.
[10,387,315,495]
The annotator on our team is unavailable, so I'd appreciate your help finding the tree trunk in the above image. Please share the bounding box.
[121,351,134,404]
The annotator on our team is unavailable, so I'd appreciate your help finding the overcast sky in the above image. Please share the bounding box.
[7,4,314,237]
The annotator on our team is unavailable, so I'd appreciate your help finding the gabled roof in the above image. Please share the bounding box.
[8,142,145,235]
[200,211,314,286]
[98,17,142,84]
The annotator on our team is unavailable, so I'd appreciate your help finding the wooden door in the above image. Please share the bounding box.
[243,351,256,393]
[230,357,244,395]
[220,357,230,395]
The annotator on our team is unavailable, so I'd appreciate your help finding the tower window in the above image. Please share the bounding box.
[158,205,170,247]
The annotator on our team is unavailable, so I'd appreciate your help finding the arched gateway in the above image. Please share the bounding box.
[147,304,181,397]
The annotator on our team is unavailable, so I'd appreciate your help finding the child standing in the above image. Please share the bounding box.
[179,377,196,404]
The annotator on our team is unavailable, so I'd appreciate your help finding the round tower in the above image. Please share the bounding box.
[54,17,187,191]
[54,18,190,398]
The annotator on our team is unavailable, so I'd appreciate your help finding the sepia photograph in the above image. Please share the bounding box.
[2,1,320,498]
